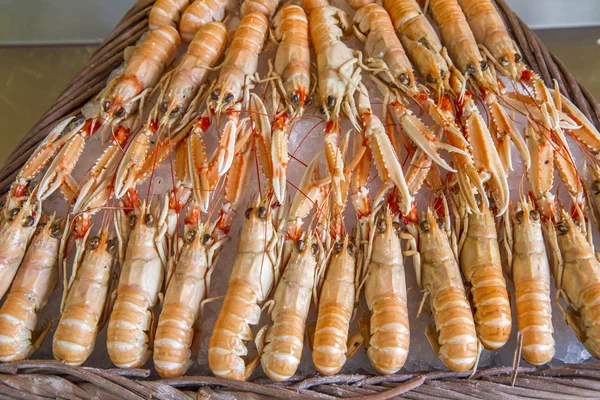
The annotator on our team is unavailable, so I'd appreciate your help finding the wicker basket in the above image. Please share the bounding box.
[0,0,599,398]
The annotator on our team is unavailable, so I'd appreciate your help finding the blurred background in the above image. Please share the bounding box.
[0,0,598,164]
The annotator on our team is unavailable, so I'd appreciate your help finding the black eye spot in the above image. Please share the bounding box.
[500,56,510,67]
[203,233,211,244]
[128,214,137,227]
[160,102,169,113]
[103,101,113,112]
[9,208,20,221]
[145,214,154,226]
[327,95,335,107]
[22,216,35,227]
[224,93,234,103]
[334,242,343,254]
[107,239,116,253]
[51,223,62,238]
[399,73,409,85]
[186,229,196,243]
[172,106,180,114]
[392,221,401,234]
[347,242,355,256]
[426,74,437,84]
[89,236,100,249]
[466,64,476,75]
[211,89,221,100]
[480,61,489,71]
[436,218,445,229]
[258,206,267,220]
[114,106,126,117]
[515,210,524,223]
[515,53,522,63]
[245,208,253,219]
[312,243,319,256]
[557,223,569,234]
[420,220,431,233]
[296,240,306,252]
[291,93,299,104]
[592,180,600,194]
[377,219,386,233]
[529,210,540,221]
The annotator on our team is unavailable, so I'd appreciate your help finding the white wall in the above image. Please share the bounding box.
[0,0,137,45]
[505,0,600,29]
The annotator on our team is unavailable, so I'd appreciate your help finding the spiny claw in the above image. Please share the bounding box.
[416,94,470,149]
[458,93,509,215]
[524,71,560,131]
[216,134,254,236]
[72,125,131,213]
[271,115,290,204]
[114,121,156,199]
[249,94,273,179]
[18,117,78,187]
[487,96,530,170]
[526,119,555,219]
[217,106,241,176]
[358,85,411,214]
[552,126,583,200]
[188,118,214,212]
[390,100,465,173]
[288,153,331,237]
[552,90,600,155]
[323,121,346,206]
[350,130,372,218]
[37,119,101,201]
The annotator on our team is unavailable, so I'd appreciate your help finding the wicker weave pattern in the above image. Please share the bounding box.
[0,0,598,398]
[1,360,600,399]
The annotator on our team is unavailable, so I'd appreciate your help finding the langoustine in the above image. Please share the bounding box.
[269,5,311,117]
[312,137,361,376]
[53,218,118,366]
[208,194,284,381]
[106,198,169,368]
[0,216,64,362]
[545,208,600,359]
[416,205,479,372]
[0,195,41,302]
[207,12,269,175]
[455,195,512,350]
[504,198,555,365]
[307,4,361,129]
[362,205,416,374]
[253,5,310,204]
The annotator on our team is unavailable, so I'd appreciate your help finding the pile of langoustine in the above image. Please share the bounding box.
[1,0,600,383]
